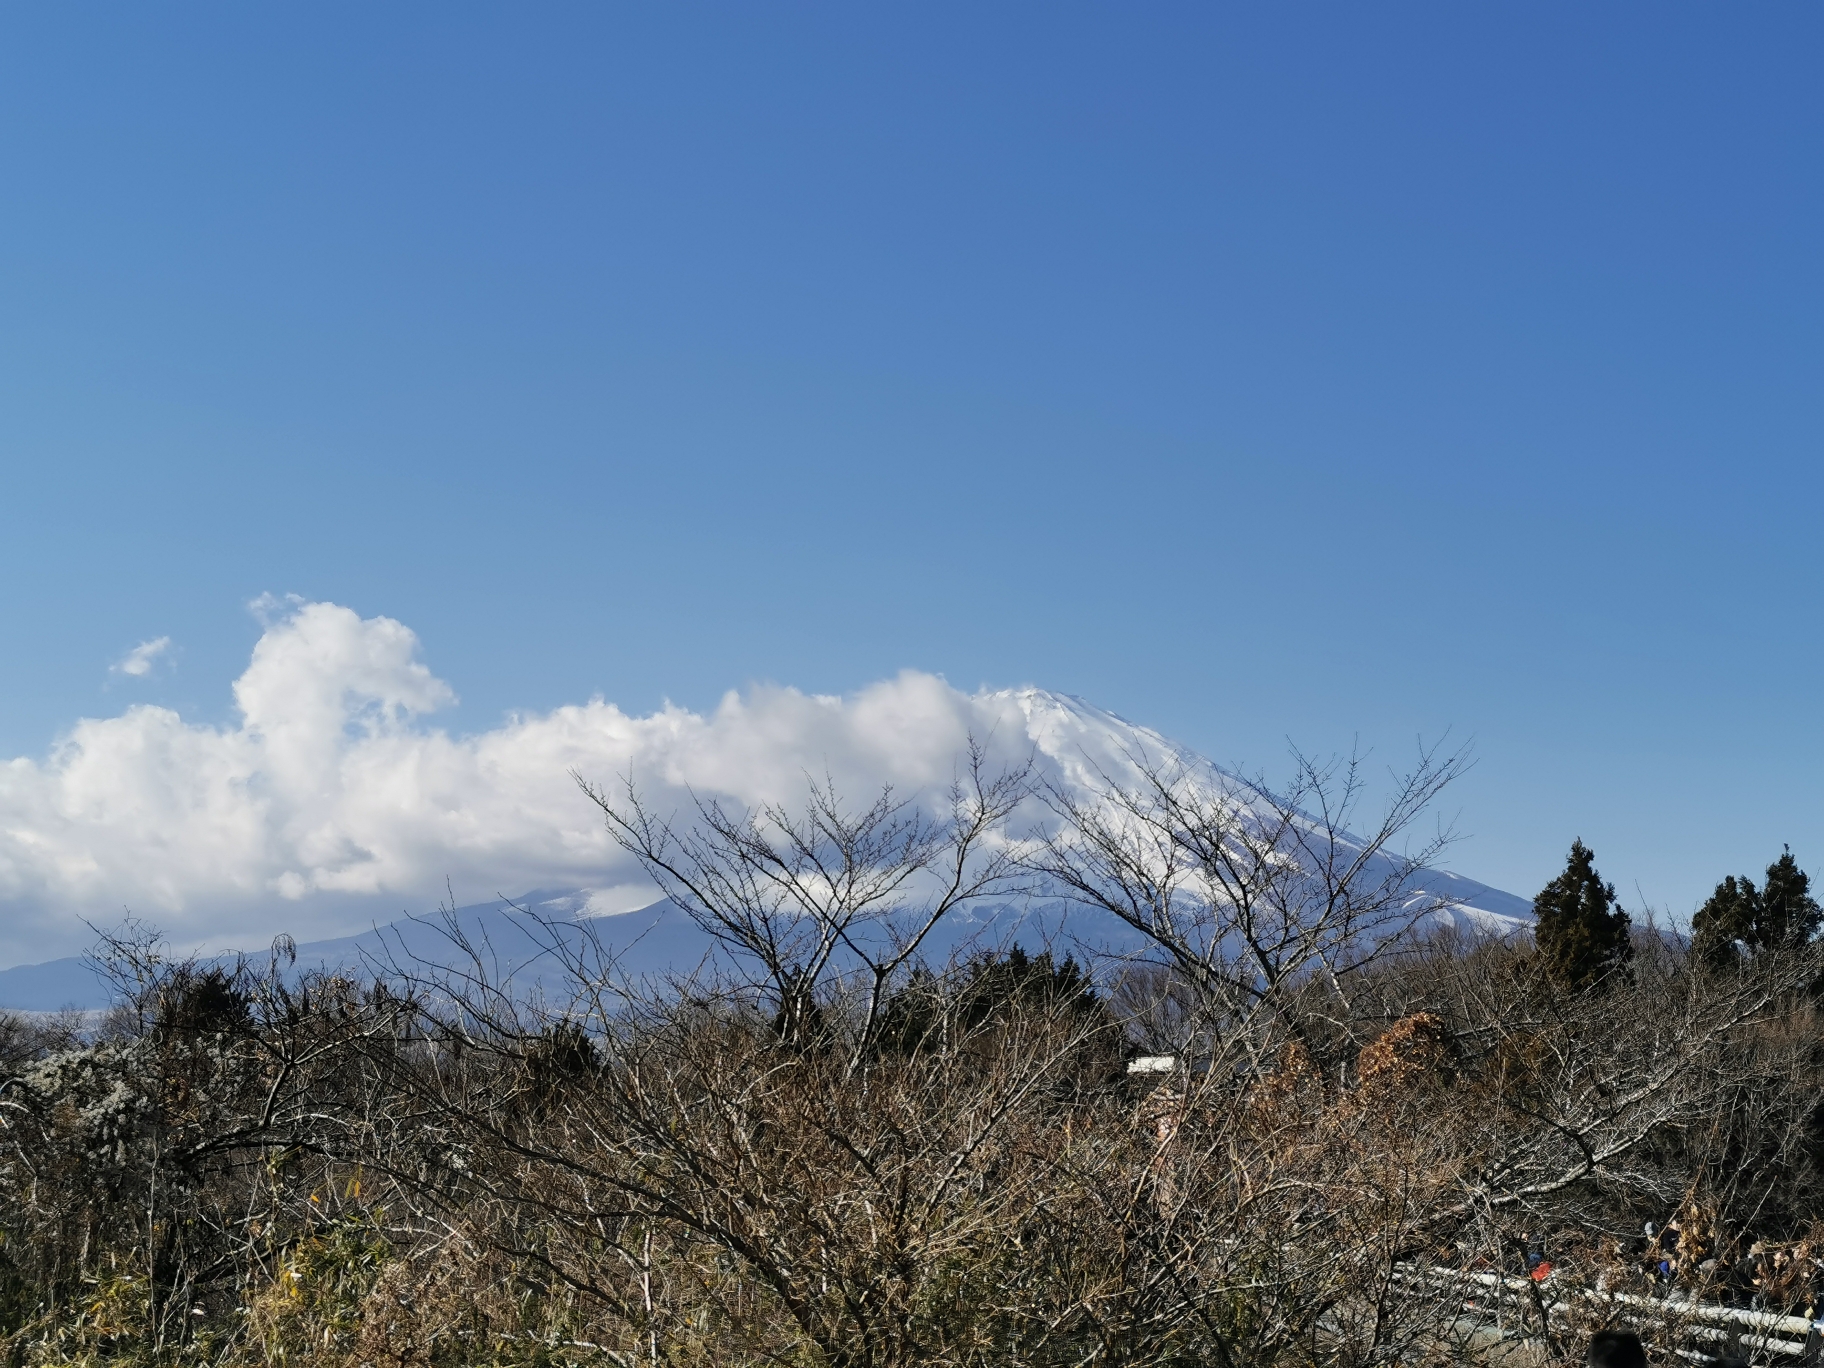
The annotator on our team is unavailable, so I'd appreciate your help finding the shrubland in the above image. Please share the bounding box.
[0,751,1820,1368]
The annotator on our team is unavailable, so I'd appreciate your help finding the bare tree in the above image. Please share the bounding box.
[577,741,1032,1071]
[358,901,1119,1368]
[8,754,1824,1368]
[1025,740,1471,1054]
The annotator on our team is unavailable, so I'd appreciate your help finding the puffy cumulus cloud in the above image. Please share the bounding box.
[0,601,1149,965]
[112,637,172,678]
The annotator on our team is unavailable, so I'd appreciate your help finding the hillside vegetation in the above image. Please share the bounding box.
[1,751,1819,1368]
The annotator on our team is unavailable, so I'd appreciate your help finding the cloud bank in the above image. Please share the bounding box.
[0,601,1104,965]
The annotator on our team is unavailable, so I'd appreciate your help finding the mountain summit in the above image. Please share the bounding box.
[992,686,1531,934]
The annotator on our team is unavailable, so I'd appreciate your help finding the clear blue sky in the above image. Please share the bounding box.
[1,3,1819,921]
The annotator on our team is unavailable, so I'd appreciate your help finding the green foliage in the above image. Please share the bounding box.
[154,964,252,1039]
[12,1256,154,1368]
[1693,875,1758,970]
[256,1213,392,1364]
[956,944,1099,1030]
[1759,847,1821,948]
[769,967,829,1051]
[1533,839,1632,993]
[875,944,1106,1055]
[1691,847,1821,969]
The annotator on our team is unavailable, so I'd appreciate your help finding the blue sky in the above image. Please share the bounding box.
[1,3,1820,944]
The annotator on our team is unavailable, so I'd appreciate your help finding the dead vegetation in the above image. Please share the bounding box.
[0,754,1820,1367]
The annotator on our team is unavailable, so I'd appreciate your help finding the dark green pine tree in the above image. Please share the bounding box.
[1691,874,1760,970]
[1689,847,1820,970]
[1533,839,1633,993]
[1756,846,1822,950]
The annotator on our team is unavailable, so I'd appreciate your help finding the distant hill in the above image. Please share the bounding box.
[0,893,704,1012]
[0,886,1529,1014]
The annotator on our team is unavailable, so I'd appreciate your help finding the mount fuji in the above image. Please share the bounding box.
[0,688,1532,1012]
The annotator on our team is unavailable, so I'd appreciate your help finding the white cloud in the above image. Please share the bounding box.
[112,637,172,678]
[0,601,1117,965]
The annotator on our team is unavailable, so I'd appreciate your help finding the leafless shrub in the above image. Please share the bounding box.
[578,740,1033,1072]
[0,758,1821,1368]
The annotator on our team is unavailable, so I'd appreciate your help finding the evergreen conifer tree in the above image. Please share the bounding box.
[1688,847,1819,970]
[1691,874,1759,970]
[1532,839,1632,993]
[1757,846,1821,950]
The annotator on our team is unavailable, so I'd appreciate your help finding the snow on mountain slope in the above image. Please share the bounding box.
[0,685,1539,1021]
[994,687,1532,937]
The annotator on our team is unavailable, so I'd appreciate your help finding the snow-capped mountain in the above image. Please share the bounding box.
[0,686,1530,1011]
[996,687,1532,935]
[0,599,1534,973]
